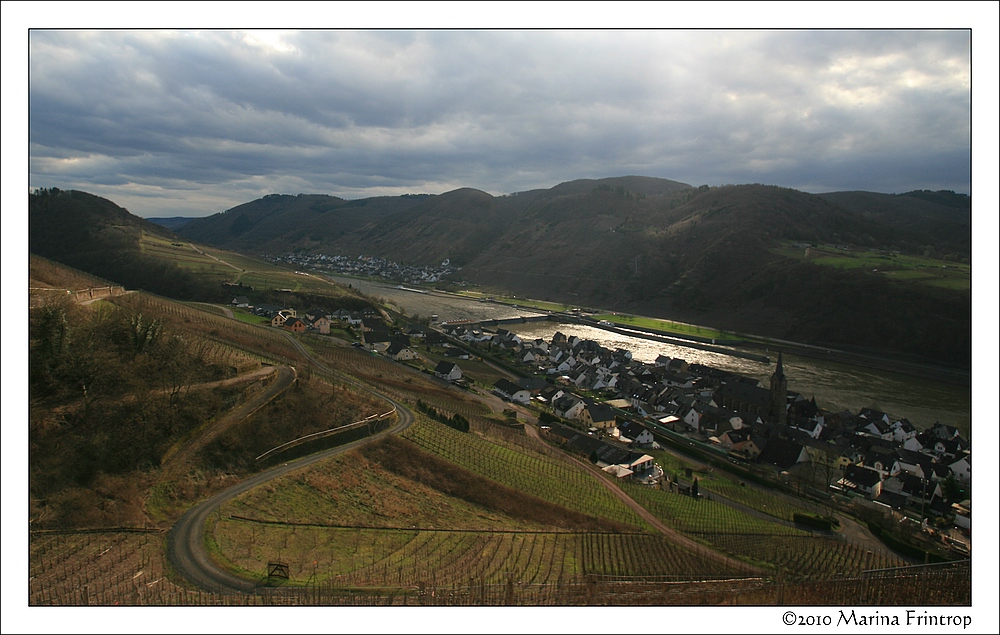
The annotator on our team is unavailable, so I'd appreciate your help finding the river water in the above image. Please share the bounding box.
[332,276,973,437]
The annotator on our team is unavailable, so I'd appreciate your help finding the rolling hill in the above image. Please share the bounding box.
[177,178,971,367]
[29,178,972,367]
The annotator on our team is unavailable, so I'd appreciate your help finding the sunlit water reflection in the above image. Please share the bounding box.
[329,276,972,436]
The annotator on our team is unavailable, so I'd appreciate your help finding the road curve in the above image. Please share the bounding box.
[167,335,414,594]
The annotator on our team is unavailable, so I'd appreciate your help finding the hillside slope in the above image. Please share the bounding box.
[36,179,972,366]
[29,188,221,299]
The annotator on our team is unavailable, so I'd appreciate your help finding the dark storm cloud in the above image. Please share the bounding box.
[28,29,972,217]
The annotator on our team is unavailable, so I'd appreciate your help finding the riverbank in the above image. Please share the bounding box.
[735,338,971,387]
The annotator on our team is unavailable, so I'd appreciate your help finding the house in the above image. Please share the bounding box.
[552,394,586,420]
[618,420,655,447]
[581,402,617,429]
[860,418,894,441]
[254,303,286,318]
[517,376,550,394]
[283,317,306,333]
[951,500,971,530]
[493,378,531,404]
[309,315,332,334]
[403,324,429,338]
[838,465,884,498]
[434,360,463,382]
[793,416,824,439]
[386,340,419,361]
[363,328,394,352]
[231,295,250,308]
[890,418,919,443]
[271,309,297,327]
[719,428,755,454]
[882,473,942,509]
[756,437,809,470]
[304,307,330,322]
[948,453,971,484]
[929,422,961,441]
[443,346,471,360]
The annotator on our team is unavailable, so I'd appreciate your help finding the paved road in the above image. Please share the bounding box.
[166,334,415,594]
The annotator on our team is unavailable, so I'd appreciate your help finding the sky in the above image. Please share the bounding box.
[12,5,991,220]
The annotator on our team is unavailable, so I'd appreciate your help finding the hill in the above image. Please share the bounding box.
[177,192,429,254]
[32,179,971,367]
[179,178,970,366]
[29,188,220,300]
[146,217,196,231]
[818,190,971,259]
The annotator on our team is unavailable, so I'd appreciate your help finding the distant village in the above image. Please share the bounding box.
[231,294,972,545]
[266,253,456,285]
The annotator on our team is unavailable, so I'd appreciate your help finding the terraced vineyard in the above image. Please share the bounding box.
[648,449,814,522]
[116,292,303,364]
[210,521,739,588]
[695,476,814,522]
[624,484,907,578]
[304,336,495,420]
[403,419,651,531]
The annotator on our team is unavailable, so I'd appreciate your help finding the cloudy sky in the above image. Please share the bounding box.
[18,9,984,219]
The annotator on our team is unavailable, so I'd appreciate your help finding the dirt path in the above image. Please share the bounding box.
[517,422,761,574]
[188,243,242,273]
[544,436,763,575]
[191,302,235,319]
[158,366,297,481]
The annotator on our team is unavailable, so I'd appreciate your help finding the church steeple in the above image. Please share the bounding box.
[770,352,788,425]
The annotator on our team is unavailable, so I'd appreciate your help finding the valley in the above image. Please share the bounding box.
[26,183,975,607]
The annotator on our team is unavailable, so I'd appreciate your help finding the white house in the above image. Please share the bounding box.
[493,378,531,404]
[553,394,585,420]
[434,361,463,382]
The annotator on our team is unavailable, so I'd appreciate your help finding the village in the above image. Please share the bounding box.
[266,253,456,285]
[232,294,973,557]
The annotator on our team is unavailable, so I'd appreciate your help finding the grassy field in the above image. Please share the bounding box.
[590,313,730,340]
[771,243,971,291]
[231,307,271,326]
[454,290,577,313]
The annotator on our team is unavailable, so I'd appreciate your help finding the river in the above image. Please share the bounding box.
[331,276,973,438]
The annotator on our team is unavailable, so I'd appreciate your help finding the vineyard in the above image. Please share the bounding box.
[28,530,200,606]
[303,335,498,424]
[623,484,908,578]
[403,419,651,531]
[209,522,740,588]
[25,260,971,608]
[29,529,968,606]
[111,292,303,365]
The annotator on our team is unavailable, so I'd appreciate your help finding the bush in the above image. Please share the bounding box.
[793,513,834,531]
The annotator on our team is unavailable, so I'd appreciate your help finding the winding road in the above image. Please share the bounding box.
[166,314,864,594]
[166,331,415,594]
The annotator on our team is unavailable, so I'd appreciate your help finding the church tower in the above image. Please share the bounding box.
[770,352,788,425]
